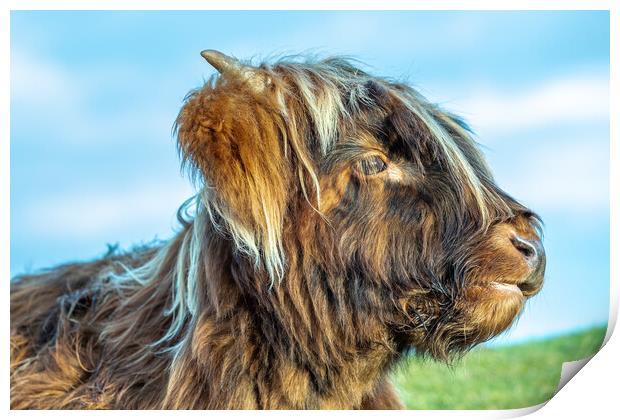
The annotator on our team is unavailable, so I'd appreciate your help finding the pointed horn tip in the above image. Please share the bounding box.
[200,49,224,64]
[199,50,265,90]
[200,49,217,59]
[200,50,243,75]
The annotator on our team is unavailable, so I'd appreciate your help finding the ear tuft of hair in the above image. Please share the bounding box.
[175,76,291,282]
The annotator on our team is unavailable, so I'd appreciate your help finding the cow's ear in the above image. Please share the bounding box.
[175,65,289,281]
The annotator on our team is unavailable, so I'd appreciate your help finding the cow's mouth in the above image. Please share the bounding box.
[490,281,523,296]
[488,269,544,298]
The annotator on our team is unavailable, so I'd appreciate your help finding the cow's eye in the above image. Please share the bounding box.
[355,156,387,176]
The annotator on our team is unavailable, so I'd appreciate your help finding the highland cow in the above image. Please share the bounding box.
[10,50,545,409]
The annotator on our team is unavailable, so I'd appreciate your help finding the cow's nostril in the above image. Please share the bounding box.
[511,235,538,261]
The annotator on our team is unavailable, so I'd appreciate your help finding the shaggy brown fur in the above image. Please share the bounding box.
[10,51,545,409]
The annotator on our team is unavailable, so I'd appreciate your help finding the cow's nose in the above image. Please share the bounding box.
[511,234,542,267]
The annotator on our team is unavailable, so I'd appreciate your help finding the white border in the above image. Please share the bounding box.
[2,2,616,419]
[0,0,615,11]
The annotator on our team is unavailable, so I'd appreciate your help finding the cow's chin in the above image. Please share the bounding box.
[460,282,527,341]
[397,282,527,360]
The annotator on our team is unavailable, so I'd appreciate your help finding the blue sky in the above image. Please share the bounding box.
[10,11,609,344]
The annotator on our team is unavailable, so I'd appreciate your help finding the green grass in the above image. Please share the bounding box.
[392,325,607,410]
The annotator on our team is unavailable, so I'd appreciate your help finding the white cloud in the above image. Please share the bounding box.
[22,181,195,240]
[11,50,82,110]
[494,139,609,214]
[11,49,179,147]
[452,72,609,137]
[424,71,610,214]
[11,48,195,257]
